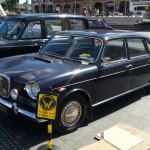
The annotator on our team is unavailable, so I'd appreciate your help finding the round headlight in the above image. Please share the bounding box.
[25,82,40,99]
[10,89,18,100]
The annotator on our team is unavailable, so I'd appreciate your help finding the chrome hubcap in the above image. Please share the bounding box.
[61,101,82,127]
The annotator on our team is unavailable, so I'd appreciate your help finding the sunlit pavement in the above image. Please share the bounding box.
[30,90,150,150]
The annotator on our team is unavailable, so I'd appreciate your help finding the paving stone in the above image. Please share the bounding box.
[127,117,150,131]
[108,110,130,121]
[122,103,141,113]
[141,112,150,122]
[59,126,98,149]
[89,117,116,131]
[128,107,150,118]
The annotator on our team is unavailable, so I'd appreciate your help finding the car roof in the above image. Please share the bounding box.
[5,13,87,20]
[54,30,149,40]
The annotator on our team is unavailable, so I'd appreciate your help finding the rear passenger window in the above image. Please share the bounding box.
[45,19,62,36]
[103,39,126,62]
[22,21,41,39]
[127,39,147,58]
[69,19,86,30]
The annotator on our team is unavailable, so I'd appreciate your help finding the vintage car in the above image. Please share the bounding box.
[88,18,113,30]
[0,13,89,58]
[0,30,149,133]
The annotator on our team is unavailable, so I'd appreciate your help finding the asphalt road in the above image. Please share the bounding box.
[0,31,150,150]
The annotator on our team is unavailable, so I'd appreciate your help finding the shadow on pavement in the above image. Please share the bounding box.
[0,89,147,149]
[93,89,146,121]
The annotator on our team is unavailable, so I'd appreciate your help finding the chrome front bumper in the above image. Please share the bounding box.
[0,97,46,122]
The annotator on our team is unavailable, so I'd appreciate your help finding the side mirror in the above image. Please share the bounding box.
[101,57,111,66]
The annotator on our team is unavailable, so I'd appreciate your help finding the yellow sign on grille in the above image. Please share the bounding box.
[37,93,58,120]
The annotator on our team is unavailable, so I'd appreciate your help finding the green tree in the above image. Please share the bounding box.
[24,0,30,13]
[2,0,19,12]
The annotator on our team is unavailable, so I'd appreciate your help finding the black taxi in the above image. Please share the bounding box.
[0,13,89,58]
[0,30,149,133]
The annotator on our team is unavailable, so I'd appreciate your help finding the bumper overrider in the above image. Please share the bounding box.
[0,97,46,122]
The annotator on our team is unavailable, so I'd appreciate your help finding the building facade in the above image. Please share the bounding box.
[32,0,129,15]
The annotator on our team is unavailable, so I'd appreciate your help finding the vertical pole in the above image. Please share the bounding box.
[47,120,52,150]
[125,0,127,17]
[74,0,76,14]
[90,0,92,10]
[114,0,115,15]
[40,0,43,13]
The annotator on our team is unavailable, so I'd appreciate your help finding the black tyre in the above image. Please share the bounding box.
[54,94,86,134]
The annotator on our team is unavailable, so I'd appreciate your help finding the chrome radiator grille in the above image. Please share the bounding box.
[0,74,10,98]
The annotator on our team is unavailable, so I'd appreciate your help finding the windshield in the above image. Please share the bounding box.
[41,35,102,63]
[0,20,25,39]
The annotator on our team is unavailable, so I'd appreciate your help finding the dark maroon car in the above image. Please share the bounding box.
[88,19,113,30]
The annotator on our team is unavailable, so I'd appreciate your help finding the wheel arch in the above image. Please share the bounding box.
[60,88,93,121]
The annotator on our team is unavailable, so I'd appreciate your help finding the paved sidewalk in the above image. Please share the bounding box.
[30,89,150,150]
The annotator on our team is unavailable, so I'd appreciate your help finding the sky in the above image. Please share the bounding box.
[19,0,31,4]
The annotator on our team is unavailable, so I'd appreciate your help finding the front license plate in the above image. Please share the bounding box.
[0,104,7,114]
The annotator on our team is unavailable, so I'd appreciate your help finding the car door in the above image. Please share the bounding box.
[0,19,43,57]
[127,38,150,89]
[96,39,131,102]
[14,20,45,55]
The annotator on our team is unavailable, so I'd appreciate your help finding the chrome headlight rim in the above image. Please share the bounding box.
[25,81,40,100]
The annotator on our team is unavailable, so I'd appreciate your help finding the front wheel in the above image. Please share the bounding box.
[54,94,86,134]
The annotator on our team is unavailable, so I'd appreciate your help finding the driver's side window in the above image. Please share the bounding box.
[102,39,126,63]
[22,21,41,39]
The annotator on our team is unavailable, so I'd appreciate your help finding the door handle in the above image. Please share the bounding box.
[125,64,132,68]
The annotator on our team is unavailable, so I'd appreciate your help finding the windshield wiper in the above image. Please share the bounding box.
[39,51,63,59]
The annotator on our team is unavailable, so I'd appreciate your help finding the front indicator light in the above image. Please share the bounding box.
[10,89,18,100]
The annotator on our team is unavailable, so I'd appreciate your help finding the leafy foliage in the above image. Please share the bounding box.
[1,0,19,11]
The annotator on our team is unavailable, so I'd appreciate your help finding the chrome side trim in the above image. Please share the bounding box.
[92,83,150,107]
[52,77,98,90]
[0,98,46,122]
[130,54,149,59]
[53,70,128,90]
[130,64,150,70]
[99,70,127,79]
